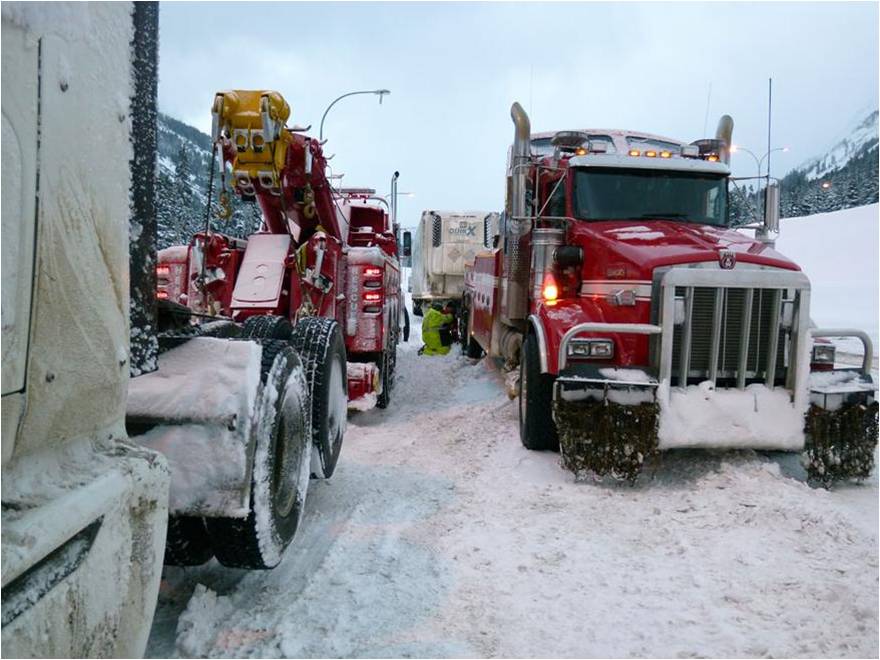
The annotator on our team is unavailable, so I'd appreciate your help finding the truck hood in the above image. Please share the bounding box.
[573,220,800,280]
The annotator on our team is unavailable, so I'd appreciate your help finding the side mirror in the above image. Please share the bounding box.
[763,182,780,235]
[754,181,781,245]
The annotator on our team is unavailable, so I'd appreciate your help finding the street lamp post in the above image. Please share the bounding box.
[731,145,789,181]
[730,144,789,216]
[319,89,391,141]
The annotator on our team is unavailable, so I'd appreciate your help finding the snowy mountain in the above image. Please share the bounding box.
[798,110,878,181]
[155,113,260,248]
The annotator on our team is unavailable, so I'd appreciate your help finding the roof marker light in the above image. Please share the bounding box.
[645,150,657,158]
[628,149,640,157]
[660,150,672,158]
[707,155,719,162]
[574,147,587,156]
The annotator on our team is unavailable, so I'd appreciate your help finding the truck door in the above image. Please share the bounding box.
[1,21,40,459]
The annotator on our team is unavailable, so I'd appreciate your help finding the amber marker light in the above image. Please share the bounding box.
[542,274,559,302]
[628,149,640,157]
[660,150,672,158]
[645,150,657,158]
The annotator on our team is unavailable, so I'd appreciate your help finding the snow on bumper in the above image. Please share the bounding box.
[347,361,380,411]
[1,438,170,658]
[127,338,262,518]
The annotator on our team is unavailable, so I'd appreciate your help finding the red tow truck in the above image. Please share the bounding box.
[156,91,404,410]
[463,102,877,482]
[128,90,405,570]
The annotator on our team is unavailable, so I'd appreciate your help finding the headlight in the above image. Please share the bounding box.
[567,339,614,359]
[812,344,836,364]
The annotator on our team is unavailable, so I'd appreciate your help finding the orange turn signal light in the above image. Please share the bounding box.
[542,274,559,302]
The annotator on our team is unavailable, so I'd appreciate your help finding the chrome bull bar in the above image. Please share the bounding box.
[558,267,816,408]
[810,328,874,376]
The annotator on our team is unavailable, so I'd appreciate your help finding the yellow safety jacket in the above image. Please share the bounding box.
[421,308,454,356]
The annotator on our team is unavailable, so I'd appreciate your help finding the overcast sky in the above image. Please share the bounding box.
[158,1,878,227]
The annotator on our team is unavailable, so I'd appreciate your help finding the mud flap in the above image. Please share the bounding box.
[804,400,879,486]
[554,397,660,484]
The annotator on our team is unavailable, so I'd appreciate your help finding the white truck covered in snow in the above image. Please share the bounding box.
[1,3,169,656]
[408,210,499,316]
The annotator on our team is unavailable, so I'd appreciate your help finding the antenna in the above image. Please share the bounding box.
[766,77,773,181]
[529,65,534,117]
[765,77,772,218]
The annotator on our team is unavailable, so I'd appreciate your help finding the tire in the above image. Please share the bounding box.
[402,306,411,343]
[207,340,312,569]
[376,347,396,409]
[519,332,559,451]
[290,318,347,479]
[242,314,292,340]
[461,297,484,359]
[458,301,469,350]
[199,319,241,339]
[163,516,213,566]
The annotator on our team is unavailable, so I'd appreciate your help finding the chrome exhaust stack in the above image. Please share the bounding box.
[715,114,734,164]
[503,102,532,322]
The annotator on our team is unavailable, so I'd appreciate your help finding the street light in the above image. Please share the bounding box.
[730,144,789,180]
[319,89,391,141]
[730,145,789,219]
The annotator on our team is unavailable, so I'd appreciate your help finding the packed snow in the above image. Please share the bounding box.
[147,291,877,659]
[658,382,806,450]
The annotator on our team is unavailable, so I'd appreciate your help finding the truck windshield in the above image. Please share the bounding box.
[573,168,730,227]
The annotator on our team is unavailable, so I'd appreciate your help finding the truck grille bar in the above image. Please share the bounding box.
[654,267,811,396]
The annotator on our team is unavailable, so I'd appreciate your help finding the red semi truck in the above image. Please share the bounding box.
[464,103,877,482]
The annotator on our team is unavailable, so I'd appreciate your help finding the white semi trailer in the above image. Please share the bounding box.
[408,210,499,317]
[1,4,169,656]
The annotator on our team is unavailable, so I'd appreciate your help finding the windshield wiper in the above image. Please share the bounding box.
[640,212,687,219]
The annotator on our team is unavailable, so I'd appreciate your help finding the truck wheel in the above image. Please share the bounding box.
[242,314,292,340]
[164,516,213,566]
[402,307,411,343]
[207,340,311,569]
[460,300,484,359]
[376,348,396,409]
[290,318,347,479]
[465,335,484,360]
[519,332,559,451]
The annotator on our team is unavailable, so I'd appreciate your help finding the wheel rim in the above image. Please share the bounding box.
[274,390,305,517]
[324,356,346,463]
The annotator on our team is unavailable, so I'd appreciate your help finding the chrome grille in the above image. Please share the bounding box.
[670,287,789,384]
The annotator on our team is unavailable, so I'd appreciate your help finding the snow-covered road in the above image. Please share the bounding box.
[148,313,878,658]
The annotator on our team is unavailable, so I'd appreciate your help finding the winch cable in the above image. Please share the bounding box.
[199,142,218,308]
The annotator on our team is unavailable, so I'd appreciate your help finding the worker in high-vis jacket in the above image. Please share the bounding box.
[419,302,454,356]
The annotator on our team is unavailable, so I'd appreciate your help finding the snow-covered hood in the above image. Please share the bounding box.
[572,220,800,280]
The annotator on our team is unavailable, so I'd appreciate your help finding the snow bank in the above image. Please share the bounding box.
[777,204,879,348]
